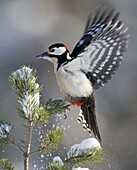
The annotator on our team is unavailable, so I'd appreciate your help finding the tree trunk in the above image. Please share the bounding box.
[24,154,29,170]
[24,121,33,170]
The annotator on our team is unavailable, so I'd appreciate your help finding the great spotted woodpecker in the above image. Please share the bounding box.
[37,8,129,142]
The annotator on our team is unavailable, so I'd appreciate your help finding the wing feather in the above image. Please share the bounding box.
[70,8,129,89]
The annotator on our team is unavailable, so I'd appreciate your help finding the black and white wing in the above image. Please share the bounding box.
[70,8,129,89]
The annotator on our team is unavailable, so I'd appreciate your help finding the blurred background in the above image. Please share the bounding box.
[0,0,137,169]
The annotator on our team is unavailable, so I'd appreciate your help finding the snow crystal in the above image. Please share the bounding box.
[67,138,101,159]
[39,135,43,139]
[79,138,101,150]
[67,144,80,158]
[0,122,12,138]
[17,91,40,119]
[12,66,34,79]
[53,156,64,166]
[41,154,44,158]
[12,66,41,119]
[5,125,11,132]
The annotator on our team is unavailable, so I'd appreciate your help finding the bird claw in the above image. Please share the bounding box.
[64,109,68,119]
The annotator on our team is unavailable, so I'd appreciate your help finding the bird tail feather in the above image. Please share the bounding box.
[78,94,101,142]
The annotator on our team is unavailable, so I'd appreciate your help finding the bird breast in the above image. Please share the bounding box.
[56,66,93,97]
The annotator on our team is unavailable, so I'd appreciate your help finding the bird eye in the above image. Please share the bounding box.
[49,49,55,53]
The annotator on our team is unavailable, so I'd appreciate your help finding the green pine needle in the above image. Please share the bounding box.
[0,158,14,170]
[38,126,63,153]
[0,138,8,146]
[65,148,103,167]
[48,163,66,170]
[48,148,103,170]
[1,65,103,170]
[42,99,69,116]
[9,66,42,95]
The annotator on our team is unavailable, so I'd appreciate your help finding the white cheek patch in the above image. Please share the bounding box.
[50,47,66,55]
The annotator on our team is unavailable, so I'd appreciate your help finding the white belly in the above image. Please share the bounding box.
[56,67,93,97]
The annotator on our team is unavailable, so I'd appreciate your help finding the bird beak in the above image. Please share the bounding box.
[36,51,49,59]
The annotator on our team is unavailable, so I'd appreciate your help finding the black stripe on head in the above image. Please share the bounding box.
[48,43,72,70]
[49,43,65,49]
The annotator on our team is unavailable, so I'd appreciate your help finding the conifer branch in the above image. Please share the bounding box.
[24,121,33,170]
[0,158,14,170]
[48,138,103,170]
[6,137,25,154]
[0,66,103,170]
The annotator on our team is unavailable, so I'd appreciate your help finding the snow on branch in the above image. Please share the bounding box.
[0,65,103,170]
[9,66,42,120]
[0,120,12,139]
[49,138,102,170]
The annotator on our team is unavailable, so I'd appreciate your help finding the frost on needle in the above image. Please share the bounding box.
[9,66,42,120]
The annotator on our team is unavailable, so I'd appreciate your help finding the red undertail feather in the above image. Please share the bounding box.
[67,95,101,141]
[68,99,83,107]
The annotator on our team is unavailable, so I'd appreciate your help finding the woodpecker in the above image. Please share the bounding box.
[37,8,129,142]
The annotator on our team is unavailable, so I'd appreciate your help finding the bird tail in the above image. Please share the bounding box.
[78,94,101,142]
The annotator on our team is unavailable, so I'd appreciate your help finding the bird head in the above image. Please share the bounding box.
[36,43,72,67]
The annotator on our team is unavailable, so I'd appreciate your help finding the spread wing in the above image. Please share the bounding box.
[70,8,129,89]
